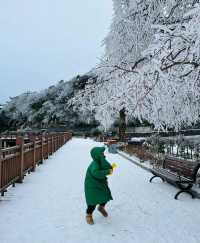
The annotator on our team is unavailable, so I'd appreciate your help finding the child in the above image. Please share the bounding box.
[84,146,113,225]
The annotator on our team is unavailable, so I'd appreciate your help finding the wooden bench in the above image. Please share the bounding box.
[150,156,200,199]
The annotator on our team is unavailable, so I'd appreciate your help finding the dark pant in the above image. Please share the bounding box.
[86,203,106,214]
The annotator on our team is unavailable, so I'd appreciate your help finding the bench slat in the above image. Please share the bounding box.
[163,156,200,181]
[152,168,193,183]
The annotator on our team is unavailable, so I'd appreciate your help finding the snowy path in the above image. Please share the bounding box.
[0,138,200,243]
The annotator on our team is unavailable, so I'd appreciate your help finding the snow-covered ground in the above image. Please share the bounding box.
[0,138,200,243]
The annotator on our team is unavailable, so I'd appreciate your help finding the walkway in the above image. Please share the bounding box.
[0,138,200,243]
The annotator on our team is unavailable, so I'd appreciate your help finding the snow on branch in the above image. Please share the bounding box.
[71,0,200,131]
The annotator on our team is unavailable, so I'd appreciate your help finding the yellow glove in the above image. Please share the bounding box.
[108,164,117,176]
[112,163,117,169]
[108,169,113,175]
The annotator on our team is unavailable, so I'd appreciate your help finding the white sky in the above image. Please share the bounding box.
[0,0,113,103]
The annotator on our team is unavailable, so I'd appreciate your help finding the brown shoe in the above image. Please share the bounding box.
[86,214,94,225]
[97,206,108,217]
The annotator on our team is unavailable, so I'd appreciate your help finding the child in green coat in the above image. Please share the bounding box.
[84,147,113,225]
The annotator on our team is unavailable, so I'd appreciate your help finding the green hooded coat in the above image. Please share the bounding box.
[84,147,113,206]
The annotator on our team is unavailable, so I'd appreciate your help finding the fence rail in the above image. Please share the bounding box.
[0,132,72,196]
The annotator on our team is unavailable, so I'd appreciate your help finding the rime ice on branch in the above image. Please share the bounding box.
[72,0,200,131]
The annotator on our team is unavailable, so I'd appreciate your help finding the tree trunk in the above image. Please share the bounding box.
[119,108,126,142]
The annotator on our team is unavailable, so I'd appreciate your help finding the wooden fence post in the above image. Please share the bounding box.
[55,134,57,151]
[52,135,54,153]
[16,136,24,183]
[62,134,64,146]
[3,140,7,148]
[46,134,49,159]
[29,134,36,172]
[49,135,51,155]
[32,139,36,172]
[55,135,57,151]
[40,134,44,164]
[0,139,2,191]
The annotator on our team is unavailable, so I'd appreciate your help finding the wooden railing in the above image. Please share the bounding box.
[0,132,72,196]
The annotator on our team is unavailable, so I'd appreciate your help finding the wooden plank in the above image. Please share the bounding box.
[2,145,20,152]
[0,176,20,194]
[2,153,20,161]
[152,168,192,183]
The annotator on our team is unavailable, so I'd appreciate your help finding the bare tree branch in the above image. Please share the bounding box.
[161,61,199,71]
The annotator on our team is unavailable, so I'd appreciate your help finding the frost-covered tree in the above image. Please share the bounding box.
[72,0,200,131]
[134,3,200,129]
[2,0,200,133]
[0,74,97,131]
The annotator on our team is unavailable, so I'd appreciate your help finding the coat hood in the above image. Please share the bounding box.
[90,147,105,161]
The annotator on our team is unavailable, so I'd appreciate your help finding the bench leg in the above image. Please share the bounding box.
[149,175,165,183]
[174,190,195,200]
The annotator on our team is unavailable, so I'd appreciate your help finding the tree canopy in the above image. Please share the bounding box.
[71,0,200,131]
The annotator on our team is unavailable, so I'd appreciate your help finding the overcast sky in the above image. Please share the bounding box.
[0,0,113,103]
